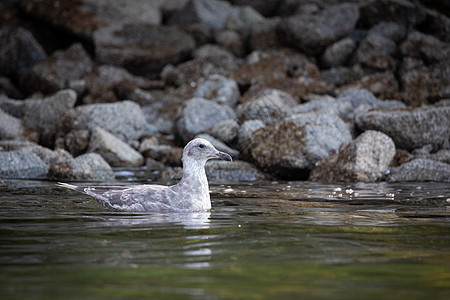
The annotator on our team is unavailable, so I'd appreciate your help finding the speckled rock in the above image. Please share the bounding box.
[387,158,450,182]
[399,31,449,64]
[20,43,94,94]
[206,119,239,145]
[353,33,397,71]
[87,127,144,167]
[245,112,352,179]
[193,75,240,107]
[176,97,237,143]
[0,108,38,142]
[238,119,265,158]
[206,160,269,181]
[0,148,48,179]
[309,130,396,182]
[355,105,450,151]
[140,144,183,167]
[321,37,356,68]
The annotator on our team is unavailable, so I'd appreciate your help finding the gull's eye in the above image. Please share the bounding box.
[198,143,205,149]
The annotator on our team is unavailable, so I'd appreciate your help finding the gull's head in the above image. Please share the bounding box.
[183,138,232,164]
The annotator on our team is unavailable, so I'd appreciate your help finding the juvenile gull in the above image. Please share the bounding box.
[57,138,232,212]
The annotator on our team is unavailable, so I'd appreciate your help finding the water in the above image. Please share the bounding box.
[0,178,449,299]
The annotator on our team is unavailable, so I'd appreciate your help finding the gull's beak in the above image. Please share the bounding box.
[213,151,233,161]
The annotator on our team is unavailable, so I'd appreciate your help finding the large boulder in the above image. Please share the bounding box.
[175,97,237,143]
[244,112,352,179]
[0,148,48,179]
[355,105,450,151]
[20,43,94,94]
[309,130,396,182]
[387,158,450,182]
[278,3,359,55]
[94,24,195,77]
[87,127,144,167]
[59,101,147,155]
[49,153,114,181]
[206,160,269,181]
[193,75,240,107]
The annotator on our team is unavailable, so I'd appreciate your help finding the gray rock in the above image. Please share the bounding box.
[206,160,269,181]
[354,33,397,71]
[238,119,265,158]
[278,3,359,55]
[237,89,297,124]
[0,108,39,142]
[20,0,161,40]
[21,43,94,94]
[320,65,366,87]
[61,100,147,146]
[88,127,144,167]
[196,134,239,159]
[0,140,38,152]
[176,97,237,143]
[0,75,24,99]
[194,75,240,107]
[215,30,245,57]
[49,152,114,181]
[321,37,356,68]
[168,0,235,30]
[368,21,406,43]
[0,148,48,179]
[249,17,282,51]
[399,31,450,64]
[309,130,396,182]
[140,144,183,167]
[94,23,195,77]
[245,112,352,178]
[206,119,239,145]
[387,158,450,182]
[22,89,77,147]
[0,27,46,79]
[355,105,450,151]
[341,71,399,98]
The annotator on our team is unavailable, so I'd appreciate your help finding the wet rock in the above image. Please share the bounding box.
[0,26,46,79]
[87,127,144,167]
[355,105,450,151]
[21,89,77,147]
[278,3,359,55]
[309,130,396,182]
[206,119,239,145]
[399,31,449,64]
[20,0,161,41]
[94,24,195,77]
[196,134,240,159]
[49,153,114,181]
[206,160,269,181]
[237,89,297,124]
[176,97,237,143]
[358,0,426,28]
[168,0,235,30]
[20,43,93,94]
[321,37,356,68]
[140,144,183,167]
[193,75,240,107]
[0,148,48,179]
[387,158,450,182]
[354,33,397,71]
[244,112,352,179]
[0,108,38,142]
[60,101,147,155]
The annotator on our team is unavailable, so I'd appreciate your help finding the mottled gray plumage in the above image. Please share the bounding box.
[57,138,232,212]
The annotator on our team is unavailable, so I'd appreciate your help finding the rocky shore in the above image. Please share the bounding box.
[0,0,449,183]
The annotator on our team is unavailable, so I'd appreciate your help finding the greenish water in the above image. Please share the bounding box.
[0,180,449,299]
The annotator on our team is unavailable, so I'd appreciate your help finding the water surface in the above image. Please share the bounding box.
[0,179,449,299]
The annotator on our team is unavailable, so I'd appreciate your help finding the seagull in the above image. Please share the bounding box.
[57,138,232,212]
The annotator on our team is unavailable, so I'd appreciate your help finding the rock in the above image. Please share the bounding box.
[228,0,280,17]
[87,127,144,167]
[49,152,114,181]
[387,158,450,182]
[321,65,366,87]
[400,31,449,64]
[0,148,48,179]
[0,26,46,79]
[193,75,240,107]
[0,108,39,142]
[278,3,359,55]
[206,119,239,145]
[168,0,235,30]
[355,105,450,151]
[20,0,161,41]
[0,76,24,99]
[206,160,269,181]
[368,21,406,43]
[342,71,399,98]
[196,134,240,159]
[215,30,245,57]
[237,89,297,124]
[249,17,282,51]
[321,37,356,68]
[22,89,77,147]
[140,144,183,167]
[309,130,396,182]
[94,23,195,77]
[60,101,147,155]
[20,43,94,94]
[175,97,237,143]
[244,112,352,179]
[238,119,265,157]
[353,33,397,71]
[0,140,38,152]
